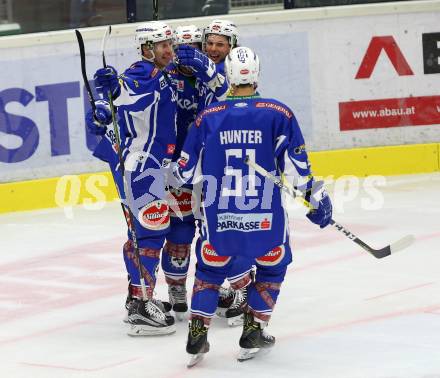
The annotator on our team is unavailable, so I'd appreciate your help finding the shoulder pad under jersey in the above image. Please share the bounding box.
[120,60,161,93]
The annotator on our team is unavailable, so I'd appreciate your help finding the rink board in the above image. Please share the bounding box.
[0,142,438,214]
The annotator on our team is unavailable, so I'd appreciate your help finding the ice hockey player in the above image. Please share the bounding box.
[204,19,238,67]
[158,25,209,321]
[176,19,253,326]
[85,21,177,336]
[168,23,251,324]
[175,19,238,108]
[172,46,332,365]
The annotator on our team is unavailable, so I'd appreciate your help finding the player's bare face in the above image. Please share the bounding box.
[153,40,174,69]
[205,35,230,64]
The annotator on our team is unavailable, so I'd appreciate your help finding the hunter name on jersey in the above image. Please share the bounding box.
[216,213,272,232]
[219,130,263,145]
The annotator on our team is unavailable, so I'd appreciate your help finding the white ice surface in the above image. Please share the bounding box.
[0,173,439,378]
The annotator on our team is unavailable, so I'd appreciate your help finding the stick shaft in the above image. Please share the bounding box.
[101,26,148,300]
[75,30,96,112]
[244,157,408,259]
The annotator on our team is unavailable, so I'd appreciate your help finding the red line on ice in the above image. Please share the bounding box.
[365,282,436,301]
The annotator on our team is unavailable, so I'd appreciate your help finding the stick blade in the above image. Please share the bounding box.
[101,25,112,67]
[371,234,415,259]
[390,234,415,254]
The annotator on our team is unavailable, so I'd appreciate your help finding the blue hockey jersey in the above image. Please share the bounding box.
[106,60,177,173]
[166,65,203,161]
[175,95,314,258]
[166,62,226,161]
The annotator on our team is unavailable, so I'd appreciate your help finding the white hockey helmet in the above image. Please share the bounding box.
[174,25,203,46]
[203,19,239,48]
[135,21,173,57]
[225,47,260,87]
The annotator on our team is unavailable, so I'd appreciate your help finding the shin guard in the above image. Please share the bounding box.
[161,241,191,286]
[190,278,221,322]
[123,239,160,299]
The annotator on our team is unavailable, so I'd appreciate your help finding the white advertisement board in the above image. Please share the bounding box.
[309,11,440,150]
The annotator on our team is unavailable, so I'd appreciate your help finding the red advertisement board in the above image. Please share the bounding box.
[339,95,440,131]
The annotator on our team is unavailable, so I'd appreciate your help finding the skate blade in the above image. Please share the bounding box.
[187,353,205,368]
[237,347,260,362]
[227,314,244,327]
[175,311,187,321]
[127,323,176,336]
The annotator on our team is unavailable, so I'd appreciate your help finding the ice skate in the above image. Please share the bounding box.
[168,284,188,321]
[124,296,171,323]
[225,286,247,326]
[186,318,210,367]
[151,297,173,314]
[127,299,176,336]
[216,285,234,317]
[237,312,275,361]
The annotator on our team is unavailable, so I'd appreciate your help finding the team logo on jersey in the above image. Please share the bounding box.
[256,245,285,266]
[167,187,196,218]
[234,102,248,108]
[200,241,231,267]
[138,200,170,230]
[167,144,175,154]
[216,213,272,233]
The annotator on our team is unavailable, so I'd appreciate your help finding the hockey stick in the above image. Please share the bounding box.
[244,157,415,259]
[153,0,159,20]
[101,25,150,301]
[75,29,96,112]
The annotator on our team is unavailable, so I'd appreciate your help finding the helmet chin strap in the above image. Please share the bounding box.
[142,51,155,62]
[141,43,156,63]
